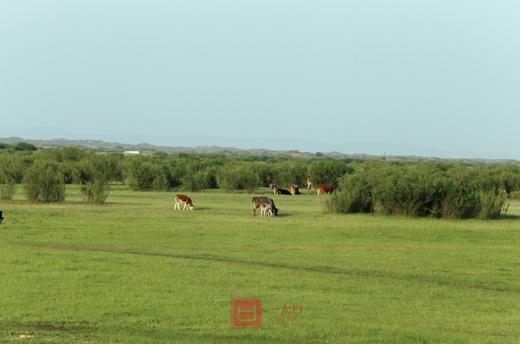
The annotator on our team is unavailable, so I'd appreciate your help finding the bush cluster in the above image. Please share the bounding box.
[24,161,65,203]
[1,144,519,219]
[76,157,110,204]
[327,162,518,219]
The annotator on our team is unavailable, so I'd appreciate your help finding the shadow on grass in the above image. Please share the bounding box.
[2,320,93,332]
[274,213,290,218]
[19,241,520,294]
[250,213,291,218]
[500,214,520,220]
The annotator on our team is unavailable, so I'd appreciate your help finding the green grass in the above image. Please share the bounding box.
[1,186,520,343]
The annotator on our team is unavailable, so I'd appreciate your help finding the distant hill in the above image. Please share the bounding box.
[0,136,518,164]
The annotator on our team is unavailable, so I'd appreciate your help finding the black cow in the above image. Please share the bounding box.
[0,209,3,224]
[251,196,278,216]
[272,186,291,195]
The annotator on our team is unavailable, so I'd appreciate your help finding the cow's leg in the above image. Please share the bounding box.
[183,202,187,211]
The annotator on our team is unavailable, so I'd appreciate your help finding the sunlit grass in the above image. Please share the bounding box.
[1,186,520,343]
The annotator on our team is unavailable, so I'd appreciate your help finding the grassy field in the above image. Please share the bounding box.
[1,186,520,343]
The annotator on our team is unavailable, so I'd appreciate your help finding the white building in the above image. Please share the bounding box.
[123,150,140,156]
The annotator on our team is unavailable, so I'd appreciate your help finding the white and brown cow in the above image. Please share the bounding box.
[174,194,194,211]
[259,203,274,218]
[251,196,278,216]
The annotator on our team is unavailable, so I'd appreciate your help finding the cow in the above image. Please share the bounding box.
[174,194,194,211]
[272,186,291,195]
[251,196,278,216]
[260,203,274,218]
[290,184,300,195]
[0,209,3,224]
[306,178,314,190]
[317,184,336,195]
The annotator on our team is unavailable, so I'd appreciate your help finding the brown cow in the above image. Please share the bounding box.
[316,184,336,195]
[174,194,194,211]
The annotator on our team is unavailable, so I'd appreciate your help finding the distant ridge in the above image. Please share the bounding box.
[0,136,518,164]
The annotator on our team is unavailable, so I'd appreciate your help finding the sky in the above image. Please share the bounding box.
[0,1,519,159]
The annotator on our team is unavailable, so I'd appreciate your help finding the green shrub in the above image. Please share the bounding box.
[307,160,351,185]
[13,142,37,151]
[326,172,373,213]
[0,177,15,200]
[24,161,65,203]
[181,171,214,191]
[478,191,508,220]
[76,158,109,204]
[273,161,308,187]
[125,159,161,191]
[217,164,260,192]
[0,156,19,200]
[151,165,170,191]
[328,162,512,220]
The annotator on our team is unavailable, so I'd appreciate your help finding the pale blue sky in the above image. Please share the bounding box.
[1,1,519,158]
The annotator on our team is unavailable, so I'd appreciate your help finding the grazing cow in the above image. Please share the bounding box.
[272,186,291,195]
[306,178,314,190]
[290,184,300,195]
[174,194,194,211]
[260,203,273,218]
[0,209,3,224]
[317,184,336,195]
[251,196,278,216]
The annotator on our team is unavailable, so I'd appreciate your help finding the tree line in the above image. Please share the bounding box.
[0,147,347,203]
[327,161,520,219]
[1,146,519,219]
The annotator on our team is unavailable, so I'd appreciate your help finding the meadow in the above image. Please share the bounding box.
[1,186,520,343]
